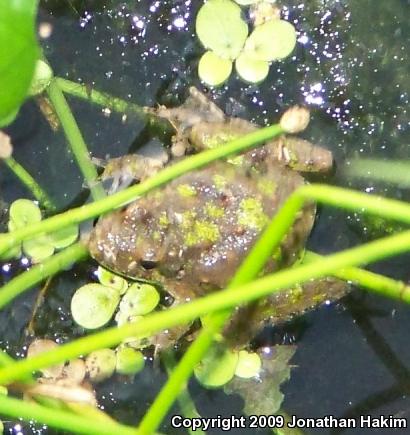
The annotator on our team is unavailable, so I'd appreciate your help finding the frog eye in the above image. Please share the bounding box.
[139,259,157,270]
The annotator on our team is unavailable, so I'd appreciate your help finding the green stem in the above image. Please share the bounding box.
[343,158,410,187]
[0,230,409,385]
[55,77,171,133]
[3,157,56,211]
[0,124,284,255]
[162,352,205,435]
[0,395,138,435]
[304,251,410,299]
[46,78,105,201]
[55,78,148,119]
[0,242,88,309]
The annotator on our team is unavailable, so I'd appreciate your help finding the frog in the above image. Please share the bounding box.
[87,87,347,349]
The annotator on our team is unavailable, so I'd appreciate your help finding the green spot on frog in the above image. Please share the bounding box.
[204,203,224,219]
[227,155,244,166]
[152,231,161,241]
[257,179,277,196]
[202,132,239,149]
[158,212,169,228]
[288,285,304,304]
[237,197,269,231]
[177,184,197,197]
[213,174,227,190]
[185,220,220,247]
[181,211,198,230]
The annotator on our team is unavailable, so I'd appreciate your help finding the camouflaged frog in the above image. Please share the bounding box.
[88,88,346,348]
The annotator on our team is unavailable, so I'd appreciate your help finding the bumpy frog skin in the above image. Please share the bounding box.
[88,88,345,348]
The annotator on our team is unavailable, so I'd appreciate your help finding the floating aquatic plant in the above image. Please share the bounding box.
[194,343,239,388]
[71,284,120,329]
[5,199,78,262]
[196,0,248,60]
[235,51,270,83]
[97,266,128,294]
[118,283,160,316]
[234,350,261,378]
[85,349,117,382]
[29,59,53,96]
[115,346,145,375]
[244,19,297,61]
[196,0,296,85]
[0,0,39,126]
[198,51,233,87]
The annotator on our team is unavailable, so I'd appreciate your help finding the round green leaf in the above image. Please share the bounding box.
[234,0,259,4]
[85,349,116,382]
[119,283,160,316]
[198,51,232,86]
[9,199,41,228]
[0,109,18,128]
[235,350,262,378]
[22,235,55,262]
[49,224,79,249]
[97,266,128,294]
[194,345,239,388]
[0,0,40,123]
[115,346,145,375]
[245,19,297,61]
[235,52,269,83]
[196,0,248,60]
[71,284,120,329]
[29,60,53,96]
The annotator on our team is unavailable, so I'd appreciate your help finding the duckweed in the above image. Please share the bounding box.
[194,344,239,388]
[235,350,262,378]
[119,283,160,316]
[85,349,117,382]
[198,51,232,86]
[115,346,145,375]
[97,266,128,294]
[71,284,120,329]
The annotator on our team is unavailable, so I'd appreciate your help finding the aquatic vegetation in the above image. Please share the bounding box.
[196,0,297,85]
[71,284,120,329]
[197,51,233,86]
[196,0,248,60]
[85,349,117,382]
[115,346,145,376]
[0,0,39,126]
[29,60,53,96]
[4,199,78,262]
[234,350,262,379]
[194,343,239,388]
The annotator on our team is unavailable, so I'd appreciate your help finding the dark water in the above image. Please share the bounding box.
[1,0,409,433]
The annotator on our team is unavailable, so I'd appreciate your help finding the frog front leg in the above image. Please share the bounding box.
[98,154,168,193]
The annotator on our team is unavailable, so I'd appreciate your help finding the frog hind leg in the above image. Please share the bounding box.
[266,136,334,173]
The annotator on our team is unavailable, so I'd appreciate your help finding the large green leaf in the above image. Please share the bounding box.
[196,0,248,60]
[0,0,39,126]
